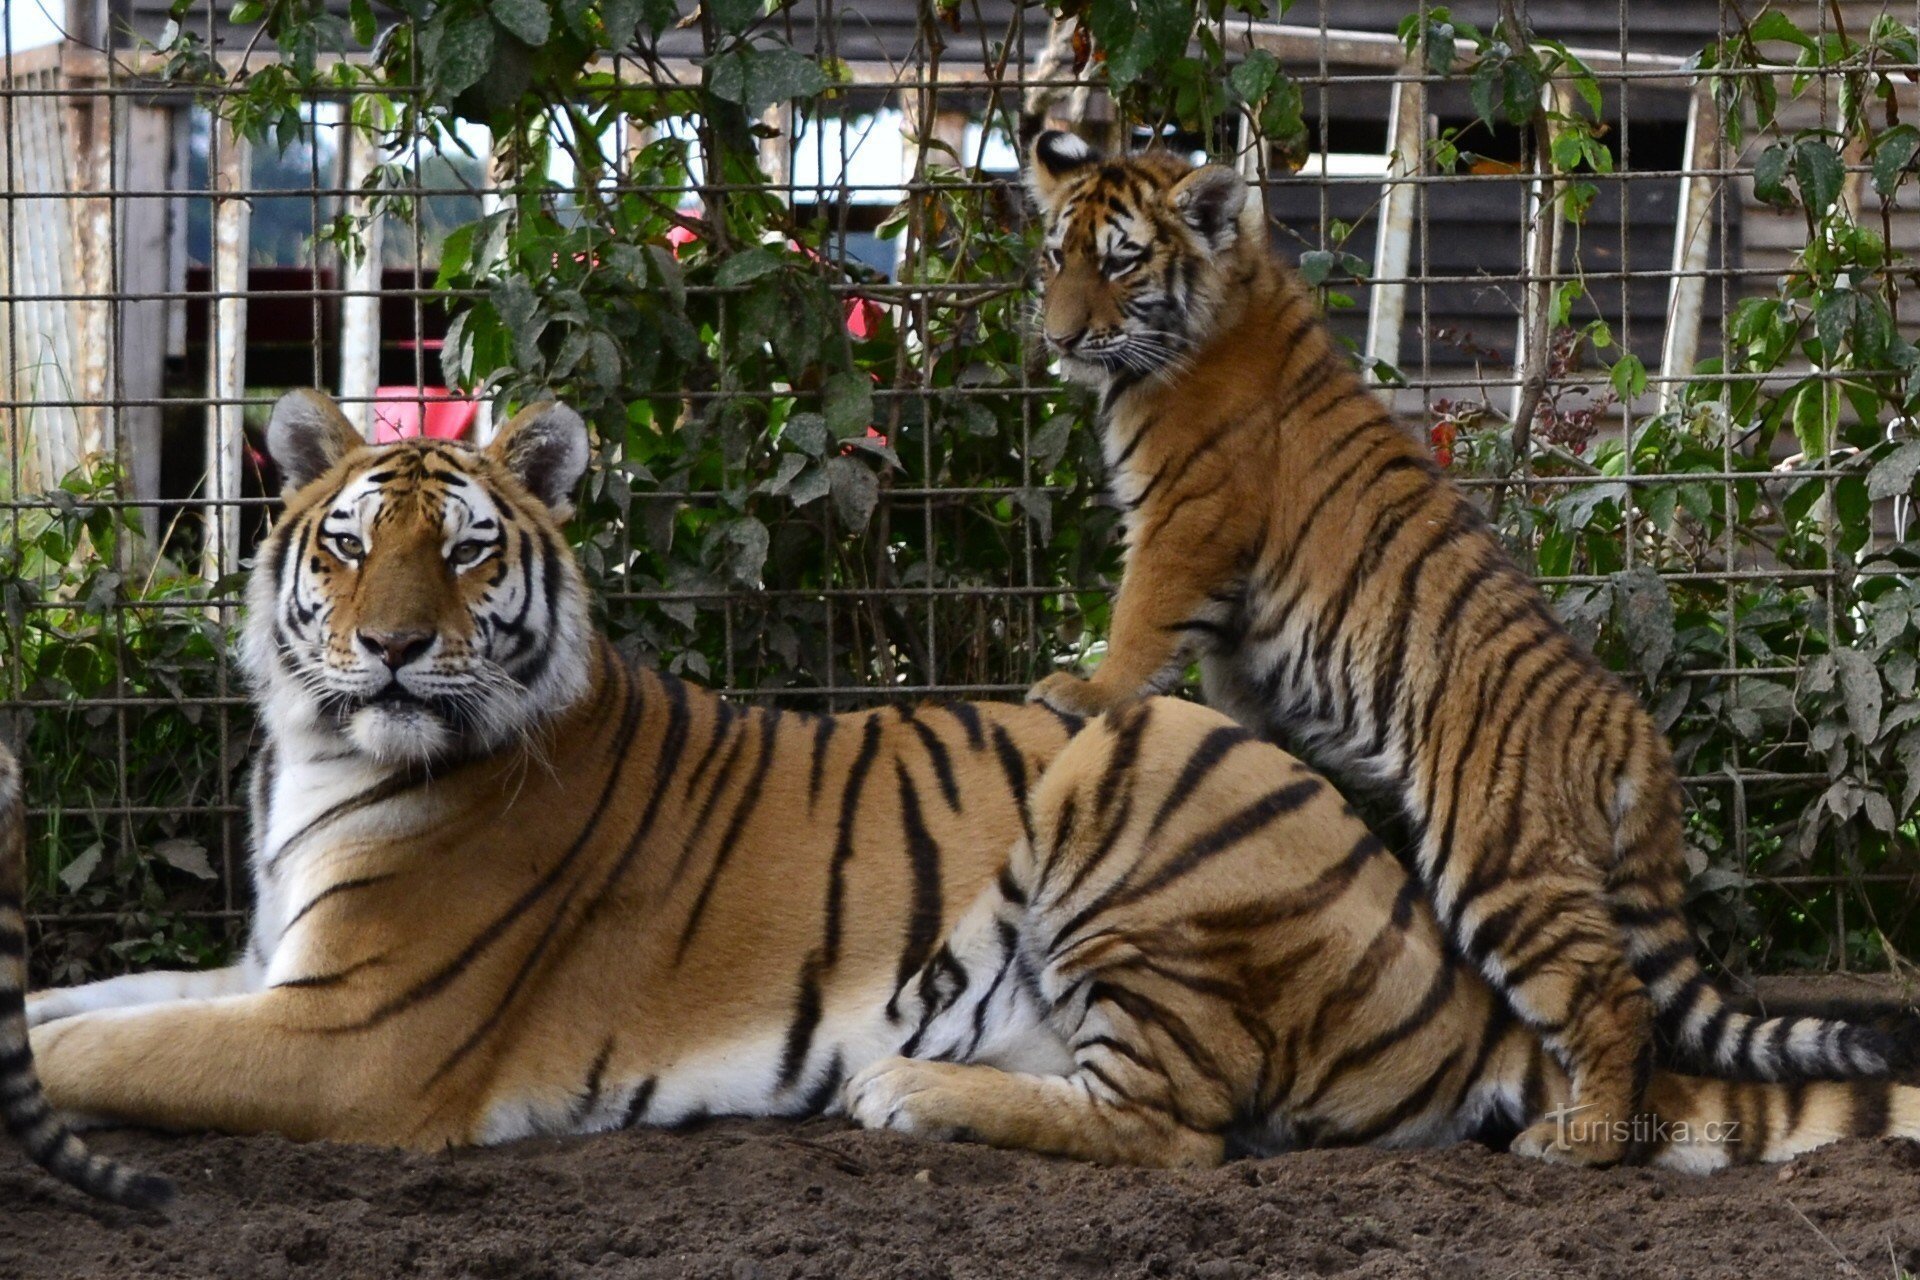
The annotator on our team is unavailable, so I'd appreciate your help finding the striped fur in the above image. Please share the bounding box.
[0,743,171,1207]
[850,699,1920,1171]
[21,390,1914,1175]
[1020,135,1904,1164]
[22,391,1093,1147]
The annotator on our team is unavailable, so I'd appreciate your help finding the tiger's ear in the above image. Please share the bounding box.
[1025,129,1101,214]
[267,389,365,494]
[1170,165,1248,250]
[487,400,590,519]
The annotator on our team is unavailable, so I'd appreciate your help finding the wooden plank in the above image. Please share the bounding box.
[117,102,172,539]
[338,123,383,437]
[1365,72,1425,381]
[203,118,250,593]
[1659,86,1720,411]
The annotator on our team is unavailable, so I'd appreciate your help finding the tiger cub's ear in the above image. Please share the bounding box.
[1169,165,1249,251]
[1026,129,1101,214]
[487,400,590,520]
[267,389,366,494]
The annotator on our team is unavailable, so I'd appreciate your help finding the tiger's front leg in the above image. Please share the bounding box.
[1028,543,1239,718]
[28,965,252,1028]
[846,1058,1226,1168]
[29,990,431,1145]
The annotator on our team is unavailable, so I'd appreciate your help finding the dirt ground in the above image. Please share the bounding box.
[4,979,1920,1280]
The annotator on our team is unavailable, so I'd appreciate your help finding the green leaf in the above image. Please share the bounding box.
[1229,49,1278,103]
[1873,124,1919,199]
[826,456,880,529]
[758,451,808,496]
[1753,141,1794,207]
[1791,380,1831,459]
[708,0,761,32]
[783,412,829,457]
[429,9,496,97]
[348,0,376,45]
[1612,566,1675,681]
[721,516,770,586]
[1747,10,1816,50]
[787,461,831,507]
[1835,647,1884,742]
[1792,138,1844,215]
[490,0,551,46]
[1296,250,1336,285]
[824,372,874,438]
[707,45,830,118]
[1610,352,1647,400]
[713,246,785,287]
[1868,438,1920,500]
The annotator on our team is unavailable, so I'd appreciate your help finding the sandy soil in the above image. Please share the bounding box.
[3,980,1918,1280]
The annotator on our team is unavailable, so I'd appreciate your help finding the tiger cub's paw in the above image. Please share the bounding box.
[1511,1118,1627,1167]
[1026,672,1126,719]
[844,1057,974,1143]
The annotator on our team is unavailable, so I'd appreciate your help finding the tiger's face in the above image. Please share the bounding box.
[242,390,593,766]
[1025,132,1253,385]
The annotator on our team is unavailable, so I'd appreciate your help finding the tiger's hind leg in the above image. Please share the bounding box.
[1449,859,1653,1166]
[845,1055,1226,1168]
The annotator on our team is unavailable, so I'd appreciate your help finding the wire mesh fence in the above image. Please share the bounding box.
[2,0,1918,981]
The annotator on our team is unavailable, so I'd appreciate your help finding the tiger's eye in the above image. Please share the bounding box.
[449,541,487,568]
[334,534,364,561]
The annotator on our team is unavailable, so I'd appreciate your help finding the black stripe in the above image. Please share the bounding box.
[942,701,985,752]
[797,1051,846,1116]
[265,771,428,876]
[1144,724,1252,839]
[908,717,962,813]
[822,715,885,967]
[886,762,945,1020]
[621,1077,658,1128]
[278,873,397,941]
[778,954,827,1090]
[675,708,783,961]
[343,662,648,1032]
[807,713,837,810]
[989,724,1033,842]
[573,1038,616,1125]
[1116,777,1322,905]
[1851,1079,1892,1137]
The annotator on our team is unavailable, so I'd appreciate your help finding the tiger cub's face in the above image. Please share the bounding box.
[242,390,593,766]
[1025,132,1254,385]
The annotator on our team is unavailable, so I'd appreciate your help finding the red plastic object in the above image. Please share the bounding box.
[371,387,478,444]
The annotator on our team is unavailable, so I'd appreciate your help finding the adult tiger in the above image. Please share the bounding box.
[18,389,1912,1172]
[1016,131,1905,1164]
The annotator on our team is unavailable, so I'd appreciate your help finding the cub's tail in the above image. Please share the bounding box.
[1639,1072,1920,1172]
[1624,904,1909,1081]
[0,742,172,1209]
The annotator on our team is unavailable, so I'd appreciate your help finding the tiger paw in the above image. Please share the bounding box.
[1511,1116,1627,1167]
[1026,672,1127,719]
[843,1057,974,1143]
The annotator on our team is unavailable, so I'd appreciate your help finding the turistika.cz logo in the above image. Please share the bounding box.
[1541,1102,1740,1149]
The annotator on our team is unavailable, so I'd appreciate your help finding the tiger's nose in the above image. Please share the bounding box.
[1046,325,1087,353]
[358,628,434,670]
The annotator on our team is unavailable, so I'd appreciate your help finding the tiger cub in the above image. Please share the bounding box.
[850,696,1920,1171]
[1018,131,1903,1164]
[0,744,171,1207]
